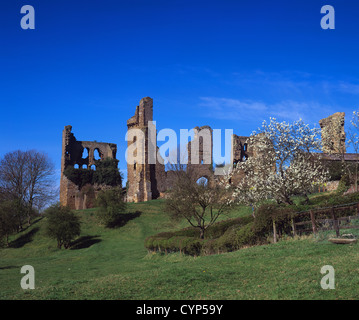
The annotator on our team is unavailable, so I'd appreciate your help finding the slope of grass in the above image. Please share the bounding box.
[0,199,359,300]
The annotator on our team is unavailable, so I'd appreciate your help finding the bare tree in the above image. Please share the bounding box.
[166,167,232,239]
[0,150,57,226]
[0,150,28,202]
[26,151,57,213]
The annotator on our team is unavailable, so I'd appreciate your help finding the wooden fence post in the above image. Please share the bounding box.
[272,219,277,243]
[331,206,340,237]
[291,218,296,237]
[310,210,317,235]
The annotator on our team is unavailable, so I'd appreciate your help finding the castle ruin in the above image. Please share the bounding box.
[60,97,350,207]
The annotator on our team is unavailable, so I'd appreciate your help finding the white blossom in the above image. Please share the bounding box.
[224,118,329,206]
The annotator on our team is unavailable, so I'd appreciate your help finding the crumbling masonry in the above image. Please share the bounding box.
[60,125,118,210]
[60,97,349,207]
[125,97,252,202]
[319,112,346,154]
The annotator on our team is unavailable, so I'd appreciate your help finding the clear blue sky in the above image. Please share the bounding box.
[1,0,359,187]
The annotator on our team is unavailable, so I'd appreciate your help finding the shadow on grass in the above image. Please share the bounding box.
[0,265,19,270]
[106,211,142,228]
[10,227,40,248]
[70,235,102,250]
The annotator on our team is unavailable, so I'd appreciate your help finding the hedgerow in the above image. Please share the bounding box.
[144,215,259,256]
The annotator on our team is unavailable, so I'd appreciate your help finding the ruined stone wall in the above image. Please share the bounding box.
[231,134,252,164]
[229,134,251,185]
[126,99,226,202]
[186,126,214,183]
[319,112,346,154]
[60,125,118,210]
[126,97,160,202]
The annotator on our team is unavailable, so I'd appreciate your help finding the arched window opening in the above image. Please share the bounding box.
[94,149,101,161]
[82,148,89,159]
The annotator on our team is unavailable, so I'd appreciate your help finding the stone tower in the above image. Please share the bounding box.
[126,97,156,202]
[319,112,346,154]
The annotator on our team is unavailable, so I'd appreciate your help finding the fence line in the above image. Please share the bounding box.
[292,202,359,237]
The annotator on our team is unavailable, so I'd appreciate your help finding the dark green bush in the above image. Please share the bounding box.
[336,173,351,195]
[324,160,358,182]
[96,187,126,227]
[205,216,254,239]
[236,223,260,247]
[173,227,200,238]
[253,203,295,237]
[182,238,202,256]
[312,191,359,208]
[44,203,81,249]
[212,227,238,252]
[335,191,359,204]
[325,160,344,181]
[201,239,218,255]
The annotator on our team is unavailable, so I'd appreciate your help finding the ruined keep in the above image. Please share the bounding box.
[319,112,346,154]
[60,125,119,210]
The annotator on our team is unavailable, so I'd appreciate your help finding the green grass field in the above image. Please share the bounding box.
[1,199,359,300]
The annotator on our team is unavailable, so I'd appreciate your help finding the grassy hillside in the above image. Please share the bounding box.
[1,199,359,300]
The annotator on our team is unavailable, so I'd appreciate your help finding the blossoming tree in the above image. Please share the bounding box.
[225,118,329,208]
